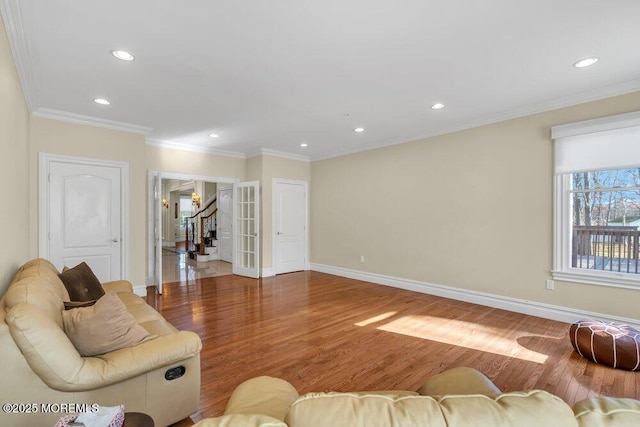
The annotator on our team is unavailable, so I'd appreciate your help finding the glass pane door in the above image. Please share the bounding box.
[232,181,260,278]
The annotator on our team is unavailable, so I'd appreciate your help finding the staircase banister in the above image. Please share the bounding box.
[189,197,217,219]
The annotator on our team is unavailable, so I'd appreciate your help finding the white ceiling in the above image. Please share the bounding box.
[3,0,640,160]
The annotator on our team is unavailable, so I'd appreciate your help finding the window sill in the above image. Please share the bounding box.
[552,269,640,290]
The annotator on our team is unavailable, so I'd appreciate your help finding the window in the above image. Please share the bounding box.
[571,168,640,270]
[552,111,640,289]
[179,195,194,229]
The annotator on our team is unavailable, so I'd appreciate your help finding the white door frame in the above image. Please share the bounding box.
[39,153,129,280]
[147,171,238,290]
[272,178,309,274]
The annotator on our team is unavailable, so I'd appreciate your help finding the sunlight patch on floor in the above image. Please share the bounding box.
[355,311,398,327]
[358,313,549,364]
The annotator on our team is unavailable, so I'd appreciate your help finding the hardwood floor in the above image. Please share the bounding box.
[145,271,640,425]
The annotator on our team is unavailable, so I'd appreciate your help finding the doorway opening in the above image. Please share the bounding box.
[149,171,239,293]
[161,178,233,284]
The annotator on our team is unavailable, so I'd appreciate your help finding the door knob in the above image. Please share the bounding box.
[111,237,119,242]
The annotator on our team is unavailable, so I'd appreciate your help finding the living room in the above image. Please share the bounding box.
[1,2,640,426]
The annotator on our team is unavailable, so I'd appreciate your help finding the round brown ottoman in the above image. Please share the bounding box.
[570,319,640,371]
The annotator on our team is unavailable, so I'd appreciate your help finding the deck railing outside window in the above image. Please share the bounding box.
[572,226,640,274]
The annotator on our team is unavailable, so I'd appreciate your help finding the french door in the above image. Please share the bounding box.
[232,181,260,278]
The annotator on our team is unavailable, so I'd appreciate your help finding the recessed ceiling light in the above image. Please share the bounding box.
[573,57,599,68]
[300,143,308,147]
[94,98,110,105]
[354,127,365,133]
[431,103,445,110]
[208,133,219,138]
[112,50,135,61]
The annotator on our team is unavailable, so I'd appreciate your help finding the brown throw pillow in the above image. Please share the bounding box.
[62,291,152,357]
[58,262,106,302]
[63,300,97,310]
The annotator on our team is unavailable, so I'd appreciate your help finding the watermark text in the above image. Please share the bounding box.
[2,403,100,414]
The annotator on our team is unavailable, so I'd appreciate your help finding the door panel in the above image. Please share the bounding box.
[232,181,259,278]
[274,181,307,274]
[154,173,163,294]
[48,161,122,282]
[62,255,112,282]
[218,187,233,262]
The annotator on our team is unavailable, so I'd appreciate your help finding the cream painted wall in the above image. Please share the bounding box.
[311,91,640,320]
[29,117,147,287]
[144,145,246,180]
[0,17,30,296]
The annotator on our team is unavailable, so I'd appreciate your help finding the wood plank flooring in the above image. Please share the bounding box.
[144,271,640,425]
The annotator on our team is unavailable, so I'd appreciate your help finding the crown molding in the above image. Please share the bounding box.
[0,0,38,112]
[248,148,310,162]
[452,77,640,137]
[312,78,640,162]
[33,108,153,135]
[146,138,247,159]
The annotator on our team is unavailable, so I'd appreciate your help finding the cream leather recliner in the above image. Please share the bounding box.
[0,258,202,427]
[194,368,640,427]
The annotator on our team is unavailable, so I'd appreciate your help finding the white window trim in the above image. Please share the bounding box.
[552,110,640,290]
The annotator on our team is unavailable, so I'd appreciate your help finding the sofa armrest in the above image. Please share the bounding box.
[74,331,202,390]
[7,303,201,391]
[418,367,502,397]
[574,397,640,426]
[224,376,299,421]
[102,280,134,293]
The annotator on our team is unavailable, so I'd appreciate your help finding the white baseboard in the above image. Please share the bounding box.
[133,285,147,297]
[310,263,640,329]
[261,268,275,278]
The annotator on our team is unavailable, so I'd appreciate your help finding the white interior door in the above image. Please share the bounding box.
[45,158,124,282]
[154,173,163,294]
[274,180,308,274]
[218,186,233,263]
[232,181,260,278]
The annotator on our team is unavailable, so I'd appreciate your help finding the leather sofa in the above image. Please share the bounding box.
[194,367,640,427]
[0,258,202,427]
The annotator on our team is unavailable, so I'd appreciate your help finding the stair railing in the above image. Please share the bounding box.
[186,197,217,255]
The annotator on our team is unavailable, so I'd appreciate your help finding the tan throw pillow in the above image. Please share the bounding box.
[62,291,151,357]
[58,262,106,302]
